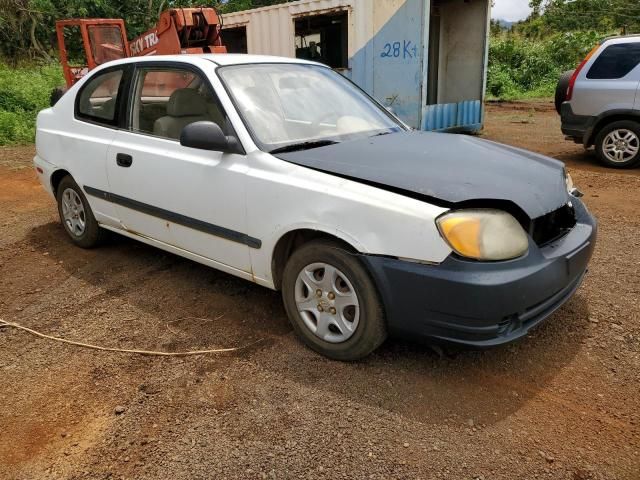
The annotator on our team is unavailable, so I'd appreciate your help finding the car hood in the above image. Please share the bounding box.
[274,131,569,219]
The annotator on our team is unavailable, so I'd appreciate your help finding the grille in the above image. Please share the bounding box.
[530,203,577,246]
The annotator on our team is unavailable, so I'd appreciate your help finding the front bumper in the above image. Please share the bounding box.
[363,198,597,347]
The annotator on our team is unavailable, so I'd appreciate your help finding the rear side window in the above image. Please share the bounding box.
[587,43,640,80]
[76,69,124,125]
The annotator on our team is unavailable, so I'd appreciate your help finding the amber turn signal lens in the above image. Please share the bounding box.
[437,216,482,259]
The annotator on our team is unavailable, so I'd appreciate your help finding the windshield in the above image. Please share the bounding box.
[217,63,405,151]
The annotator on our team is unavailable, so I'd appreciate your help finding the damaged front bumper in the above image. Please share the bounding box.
[362,198,597,347]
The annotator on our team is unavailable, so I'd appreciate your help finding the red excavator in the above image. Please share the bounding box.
[51,7,226,105]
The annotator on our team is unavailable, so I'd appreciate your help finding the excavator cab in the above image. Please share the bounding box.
[56,19,130,89]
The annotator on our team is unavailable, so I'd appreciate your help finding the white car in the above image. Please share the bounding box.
[35,55,596,360]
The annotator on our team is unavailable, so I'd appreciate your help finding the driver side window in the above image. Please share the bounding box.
[129,66,229,140]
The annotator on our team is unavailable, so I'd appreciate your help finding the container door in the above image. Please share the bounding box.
[422,0,489,133]
[370,0,426,128]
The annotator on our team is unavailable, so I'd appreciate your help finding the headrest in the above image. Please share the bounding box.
[167,89,207,117]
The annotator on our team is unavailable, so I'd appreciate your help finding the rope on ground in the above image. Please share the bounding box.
[0,318,262,356]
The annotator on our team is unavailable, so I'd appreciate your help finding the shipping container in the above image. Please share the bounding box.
[221,0,491,132]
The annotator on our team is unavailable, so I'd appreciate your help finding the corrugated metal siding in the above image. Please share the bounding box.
[422,100,482,133]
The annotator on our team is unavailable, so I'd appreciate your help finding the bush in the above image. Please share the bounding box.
[487,31,604,100]
[0,63,64,145]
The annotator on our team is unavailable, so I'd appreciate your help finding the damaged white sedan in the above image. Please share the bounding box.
[34,55,596,360]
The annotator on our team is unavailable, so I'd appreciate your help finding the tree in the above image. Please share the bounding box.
[521,0,640,36]
[0,0,291,63]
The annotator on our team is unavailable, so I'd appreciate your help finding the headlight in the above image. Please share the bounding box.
[565,170,574,193]
[437,209,529,261]
[564,169,584,197]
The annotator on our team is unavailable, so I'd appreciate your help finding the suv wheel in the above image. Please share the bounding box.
[56,175,107,248]
[281,240,387,361]
[595,121,640,168]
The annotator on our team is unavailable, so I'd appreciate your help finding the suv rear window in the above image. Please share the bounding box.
[587,43,640,80]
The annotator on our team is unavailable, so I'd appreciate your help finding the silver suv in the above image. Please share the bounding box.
[558,35,640,168]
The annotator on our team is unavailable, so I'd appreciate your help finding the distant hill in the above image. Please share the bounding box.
[495,19,515,30]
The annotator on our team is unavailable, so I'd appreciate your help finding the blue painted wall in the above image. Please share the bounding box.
[347,0,427,129]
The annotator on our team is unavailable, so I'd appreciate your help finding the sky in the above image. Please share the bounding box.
[492,0,532,21]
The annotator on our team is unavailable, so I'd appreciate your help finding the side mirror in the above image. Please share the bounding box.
[180,121,242,154]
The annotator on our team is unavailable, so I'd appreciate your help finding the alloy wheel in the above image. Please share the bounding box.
[61,188,86,237]
[602,129,640,164]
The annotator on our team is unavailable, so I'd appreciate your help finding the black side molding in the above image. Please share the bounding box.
[83,186,261,249]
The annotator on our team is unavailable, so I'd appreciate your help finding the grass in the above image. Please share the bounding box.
[0,63,64,145]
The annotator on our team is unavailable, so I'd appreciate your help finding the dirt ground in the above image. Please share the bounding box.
[0,100,639,480]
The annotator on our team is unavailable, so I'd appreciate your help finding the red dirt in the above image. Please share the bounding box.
[0,102,638,479]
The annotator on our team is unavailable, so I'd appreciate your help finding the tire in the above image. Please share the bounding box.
[555,70,574,115]
[56,176,108,248]
[281,239,387,361]
[594,120,640,169]
[50,86,67,107]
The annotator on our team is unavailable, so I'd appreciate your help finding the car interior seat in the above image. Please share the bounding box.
[154,89,211,139]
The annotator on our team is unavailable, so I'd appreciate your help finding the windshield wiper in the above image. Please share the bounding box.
[269,140,340,154]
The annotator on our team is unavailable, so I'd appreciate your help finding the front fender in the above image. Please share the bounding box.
[246,152,453,286]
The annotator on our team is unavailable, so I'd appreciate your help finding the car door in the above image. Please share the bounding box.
[105,62,252,274]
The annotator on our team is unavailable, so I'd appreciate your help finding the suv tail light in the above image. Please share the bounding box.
[566,45,600,101]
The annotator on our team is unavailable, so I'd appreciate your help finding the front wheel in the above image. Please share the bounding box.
[281,240,387,361]
[594,121,640,168]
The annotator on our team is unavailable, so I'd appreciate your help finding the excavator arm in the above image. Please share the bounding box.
[129,8,226,57]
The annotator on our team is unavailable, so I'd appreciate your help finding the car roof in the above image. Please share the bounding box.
[602,34,640,43]
[105,53,322,68]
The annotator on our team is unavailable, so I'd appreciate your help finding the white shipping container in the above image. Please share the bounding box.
[220,0,491,132]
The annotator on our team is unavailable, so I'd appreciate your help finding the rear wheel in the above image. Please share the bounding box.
[594,121,640,168]
[281,240,387,361]
[555,70,574,115]
[56,176,107,248]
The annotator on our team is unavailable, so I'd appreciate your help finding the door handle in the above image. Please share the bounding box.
[116,153,133,168]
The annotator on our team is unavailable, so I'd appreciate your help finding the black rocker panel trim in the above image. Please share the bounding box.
[83,185,261,249]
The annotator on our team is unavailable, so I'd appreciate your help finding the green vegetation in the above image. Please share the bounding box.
[0,63,62,145]
[488,0,639,100]
[487,30,602,100]
[526,0,640,35]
